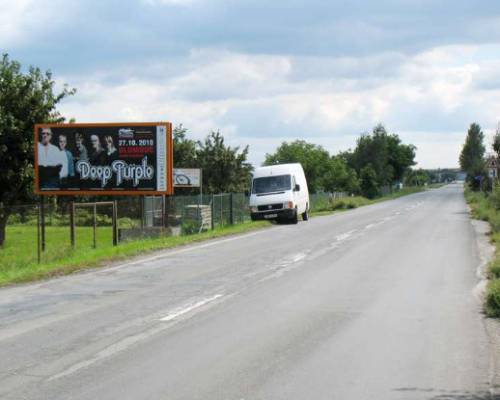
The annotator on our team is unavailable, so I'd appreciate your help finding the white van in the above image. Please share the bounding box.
[249,163,309,224]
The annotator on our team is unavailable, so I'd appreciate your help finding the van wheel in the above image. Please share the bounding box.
[291,209,298,224]
[302,209,309,221]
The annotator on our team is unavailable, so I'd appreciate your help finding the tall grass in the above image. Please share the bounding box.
[465,186,500,317]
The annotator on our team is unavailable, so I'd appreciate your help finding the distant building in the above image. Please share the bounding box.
[486,156,499,180]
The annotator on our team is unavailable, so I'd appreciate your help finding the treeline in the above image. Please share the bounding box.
[176,123,419,199]
[264,124,416,198]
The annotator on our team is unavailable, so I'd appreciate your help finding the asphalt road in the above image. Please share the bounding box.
[0,184,495,399]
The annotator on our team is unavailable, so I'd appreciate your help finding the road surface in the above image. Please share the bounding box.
[0,184,496,399]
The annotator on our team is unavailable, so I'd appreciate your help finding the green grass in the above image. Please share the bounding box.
[0,221,268,287]
[464,186,500,318]
[0,186,427,287]
[310,186,426,216]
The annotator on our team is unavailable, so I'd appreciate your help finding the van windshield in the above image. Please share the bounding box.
[252,175,291,194]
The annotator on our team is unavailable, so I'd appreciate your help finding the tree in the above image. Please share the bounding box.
[459,123,485,190]
[0,54,74,246]
[404,169,430,186]
[322,156,360,194]
[349,124,415,188]
[492,122,500,160]
[360,164,379,199]
[196,130,253,193]
[264,140,332,193]
[173,124,197,168]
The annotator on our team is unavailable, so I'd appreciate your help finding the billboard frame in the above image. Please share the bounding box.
[34,121,174,196]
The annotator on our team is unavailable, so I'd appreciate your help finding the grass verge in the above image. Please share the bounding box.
[465,186,500,318]
[310,186,426,216]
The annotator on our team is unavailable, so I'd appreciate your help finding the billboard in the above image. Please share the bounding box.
[34,122,173,195]
[173,168,201,187]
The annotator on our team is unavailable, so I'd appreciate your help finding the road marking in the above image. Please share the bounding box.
[335,230,356,242]
[159,294,224,322]
[47,293,227,382]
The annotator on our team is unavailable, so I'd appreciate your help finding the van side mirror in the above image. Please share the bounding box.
[294,184,300,192]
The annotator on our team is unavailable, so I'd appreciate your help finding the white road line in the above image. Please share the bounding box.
[48,293,226,382]
[159,294,224,322]
[335,230,356,242]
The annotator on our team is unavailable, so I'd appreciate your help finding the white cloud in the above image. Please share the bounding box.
[57,44,500,169]
[0,0,78,47]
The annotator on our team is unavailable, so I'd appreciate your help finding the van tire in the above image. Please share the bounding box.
[291,210,298,224]
[302,209,309,221]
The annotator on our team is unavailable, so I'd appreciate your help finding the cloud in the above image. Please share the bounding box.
[4,0,500,169]
[54,42,500,169]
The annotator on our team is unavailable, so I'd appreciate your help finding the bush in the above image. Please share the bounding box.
[485,279,500,318]
[118,217,138,229]
[490,260,500,280]
[490,184,500,210]
[182,220,200,235]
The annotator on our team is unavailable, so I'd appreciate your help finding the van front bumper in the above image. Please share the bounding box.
[250,209,296,221]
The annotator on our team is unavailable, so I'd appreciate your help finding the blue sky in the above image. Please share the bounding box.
[3,0,500,168]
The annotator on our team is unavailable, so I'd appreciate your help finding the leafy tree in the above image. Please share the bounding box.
[173,124,197,168]
[349,124,415,187]
[196,130,252,193]
[404,169,430,186]
[264,140,332,193]
[459,123,485,190]
[322,156,360,194]
[360,164,379,199]
[493,122,500,160]
[0,54,74,246]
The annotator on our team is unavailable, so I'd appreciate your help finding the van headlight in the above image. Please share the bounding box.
[283,201,294,209]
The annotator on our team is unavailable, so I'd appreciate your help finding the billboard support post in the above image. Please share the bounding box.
[37,203,41,264]
[93,203,97,249]
[40,196,46,252]
[140,196,145,229]
[70,202,75,248]
[112,201,118,246]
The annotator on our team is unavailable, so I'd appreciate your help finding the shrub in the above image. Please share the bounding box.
[485,279,500,318]
[182,220,200,235]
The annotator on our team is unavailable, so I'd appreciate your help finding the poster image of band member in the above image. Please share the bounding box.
[89,134,107,165]
[75,132,88,162]
[38,128,67,189]
[105,135,118,163]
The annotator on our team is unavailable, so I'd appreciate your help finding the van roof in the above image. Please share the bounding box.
[252,163,303,178]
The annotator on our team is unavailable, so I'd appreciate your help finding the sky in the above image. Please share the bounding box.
[2,0,500,169]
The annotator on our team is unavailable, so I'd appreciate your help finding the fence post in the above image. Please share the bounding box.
[112,200,118,246]
[70,201,75,248]
[211,194,215,230]
[230,193,234,225]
